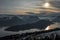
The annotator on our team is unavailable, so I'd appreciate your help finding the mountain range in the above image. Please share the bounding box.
[0,15,40,27]
[5,19,53,32]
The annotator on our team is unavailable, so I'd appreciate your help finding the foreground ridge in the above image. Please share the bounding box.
[0,28,60,40]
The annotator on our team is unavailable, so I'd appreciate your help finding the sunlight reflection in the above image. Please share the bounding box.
[45,23,60,30]
[45,26,50,30]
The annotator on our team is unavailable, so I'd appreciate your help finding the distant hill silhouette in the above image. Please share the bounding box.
[0,16,23,26]
[1,28,60,40]
[5,20,53,32]
[0,15,40,26]
[46,12,60,17]
[21,15,40,23]
[52,16,60,23]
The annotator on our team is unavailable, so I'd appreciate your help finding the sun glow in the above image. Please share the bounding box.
[43,2,50,8]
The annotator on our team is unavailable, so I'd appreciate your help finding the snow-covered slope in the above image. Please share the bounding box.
[0,28,60,40]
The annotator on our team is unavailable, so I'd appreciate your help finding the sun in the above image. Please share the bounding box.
[43,2,50,8]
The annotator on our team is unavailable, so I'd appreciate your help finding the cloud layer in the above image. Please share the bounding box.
[0,0,60,14]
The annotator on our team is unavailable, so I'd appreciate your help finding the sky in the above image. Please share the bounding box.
[0,0,60,14]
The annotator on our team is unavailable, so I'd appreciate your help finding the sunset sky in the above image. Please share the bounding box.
[0,0,60,14]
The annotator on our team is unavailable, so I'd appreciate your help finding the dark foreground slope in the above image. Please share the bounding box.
[0,28,60,40]
[5,20,53,32]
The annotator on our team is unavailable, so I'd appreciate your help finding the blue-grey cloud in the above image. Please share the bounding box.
[0,0,43,10]
[0,0,60,14]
